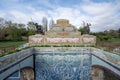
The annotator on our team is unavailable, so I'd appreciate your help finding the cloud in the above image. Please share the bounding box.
[0,11,5,18]
[26,6,36,11]
[10,10,30,23]
[78,0,120,32]
[30,11,48,23]
[9,9,49,24]
[0,0,120,32]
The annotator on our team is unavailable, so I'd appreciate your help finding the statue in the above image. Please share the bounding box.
[83,22,91,34]
[34,23,45,35]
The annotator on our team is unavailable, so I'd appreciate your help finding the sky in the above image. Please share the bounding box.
[0,0,120,32]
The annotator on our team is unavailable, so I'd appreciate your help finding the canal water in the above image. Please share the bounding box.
[35,52,91,80]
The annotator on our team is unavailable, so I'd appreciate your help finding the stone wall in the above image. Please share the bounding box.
[29,34,96,46]
[57,19,69,26]
[29,19,96,46]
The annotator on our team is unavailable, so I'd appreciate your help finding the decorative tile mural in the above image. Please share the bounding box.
[35,52,91,80]
[46,38,79,43]
[30,37,43,43]
[83,37,95,43]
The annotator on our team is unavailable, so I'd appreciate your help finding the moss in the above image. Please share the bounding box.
[31,44,97,47]
[0,53,4,57]
[0,46,32,57]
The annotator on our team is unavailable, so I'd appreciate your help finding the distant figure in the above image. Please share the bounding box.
[34,23,45,35]
[83,23,91,34]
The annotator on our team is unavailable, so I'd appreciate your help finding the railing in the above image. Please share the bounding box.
[0,48,33,70]
[92,54,120,71]
[91,47,120,66]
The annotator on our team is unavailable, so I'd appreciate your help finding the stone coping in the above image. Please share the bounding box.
[0,47,120,70]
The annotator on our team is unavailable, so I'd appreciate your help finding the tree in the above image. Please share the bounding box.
[49,19,54,30]
[42,17,48,32]
[5,20,12,28]
[0,18,8,41]
[118,28,120,37]
[0,17,37,41]
[27,28,35,36]
[0,27,7,41]
[6,26,22,41]
[27,21,36,36]
[0,17,5,28]
[83,23,90,34]
[17,23,25,28]
[27,21,36,30]
[78,27,84,35]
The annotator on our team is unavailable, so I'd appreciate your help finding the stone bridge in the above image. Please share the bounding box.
[0,47,120,80]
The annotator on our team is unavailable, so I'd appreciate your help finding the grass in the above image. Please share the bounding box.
[107,38,120,42]
[97,38,120,42]
[0,46,31,57]
[0,41,27,48]
[0,41,27,57]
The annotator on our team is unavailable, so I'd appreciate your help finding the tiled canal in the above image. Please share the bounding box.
[35,52,91,80]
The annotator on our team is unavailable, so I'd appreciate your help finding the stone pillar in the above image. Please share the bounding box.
[20,68,34,80]
[91,67,104,80]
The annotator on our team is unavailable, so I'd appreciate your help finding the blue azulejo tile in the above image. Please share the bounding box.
[35,52,91,80]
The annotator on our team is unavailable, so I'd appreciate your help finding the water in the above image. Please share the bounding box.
[35,52,91,80]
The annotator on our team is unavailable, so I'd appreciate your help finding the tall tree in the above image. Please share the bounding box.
[0,18,6,40]
[49,19,54,30]
[83,23,91,34]
[0,17,6,28]
[42,17,48,32]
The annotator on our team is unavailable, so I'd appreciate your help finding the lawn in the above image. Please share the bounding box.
[107,38,120,42]
[0,41,27,48]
